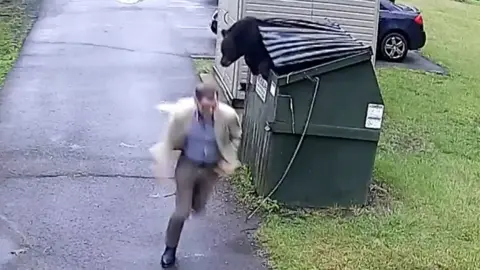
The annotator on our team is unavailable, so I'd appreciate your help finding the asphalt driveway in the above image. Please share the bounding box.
[0,0,264,269]
[376,50,446,74]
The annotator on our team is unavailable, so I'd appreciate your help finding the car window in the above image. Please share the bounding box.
[380,0,404,11]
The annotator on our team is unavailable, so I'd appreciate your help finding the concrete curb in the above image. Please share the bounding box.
[190,55,215,60]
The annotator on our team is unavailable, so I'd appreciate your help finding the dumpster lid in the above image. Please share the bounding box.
[258,18,372,77]
[274,51,373,86]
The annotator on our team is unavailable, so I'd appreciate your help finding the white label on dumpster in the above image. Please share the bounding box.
[270,81,276,96]
[365,103,384,129]
[255,76,267,102]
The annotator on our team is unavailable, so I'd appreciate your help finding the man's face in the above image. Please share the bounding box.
[196,91,217,115]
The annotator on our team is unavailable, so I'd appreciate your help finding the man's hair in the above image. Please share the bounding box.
[195,82,218,100]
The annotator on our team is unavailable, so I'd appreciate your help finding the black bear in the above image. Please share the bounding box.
[219,17,273,80]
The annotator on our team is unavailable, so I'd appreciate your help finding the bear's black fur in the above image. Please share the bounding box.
[219,17,273,80]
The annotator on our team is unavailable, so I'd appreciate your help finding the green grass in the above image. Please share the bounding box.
[192,1,480,267]
[249,0,480,269]
[192,58,214,75]
[0,2,31,86]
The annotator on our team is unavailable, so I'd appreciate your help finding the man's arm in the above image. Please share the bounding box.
[164,111,182,150]
[150,111,181,181]
[228,110,242,150]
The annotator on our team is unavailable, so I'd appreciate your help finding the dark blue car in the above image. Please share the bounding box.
[210,0,426,62]
[378,0,426,61]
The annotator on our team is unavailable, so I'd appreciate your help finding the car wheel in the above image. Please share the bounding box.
[380,32,408,62]
[210,20,217,35]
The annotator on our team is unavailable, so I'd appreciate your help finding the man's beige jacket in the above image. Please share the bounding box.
[150,97,242,180]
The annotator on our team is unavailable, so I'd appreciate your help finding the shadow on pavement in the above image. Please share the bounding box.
[376,51,447,75]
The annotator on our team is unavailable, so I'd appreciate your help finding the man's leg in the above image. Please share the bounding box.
[162,157,196,268]
[192,168,218,214]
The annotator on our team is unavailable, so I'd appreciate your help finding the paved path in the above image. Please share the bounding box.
[376,51,446,74]
[0,0,263,269]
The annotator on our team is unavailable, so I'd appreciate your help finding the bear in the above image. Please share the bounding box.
[219,16,273,80]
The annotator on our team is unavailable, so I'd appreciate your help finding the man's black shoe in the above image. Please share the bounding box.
[161,246,177,268]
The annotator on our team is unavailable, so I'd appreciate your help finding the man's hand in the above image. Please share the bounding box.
[216,159,237,176]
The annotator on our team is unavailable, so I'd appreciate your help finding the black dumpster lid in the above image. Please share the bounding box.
[274,51,373,86]
[258,18,372,77]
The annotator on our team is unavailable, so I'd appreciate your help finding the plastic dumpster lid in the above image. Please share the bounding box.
[273,51,373,86]
[258,18,372,77]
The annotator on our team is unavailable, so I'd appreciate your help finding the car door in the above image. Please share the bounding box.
[377,1,390,42]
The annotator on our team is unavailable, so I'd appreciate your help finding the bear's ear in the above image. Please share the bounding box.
[221,29,227,37]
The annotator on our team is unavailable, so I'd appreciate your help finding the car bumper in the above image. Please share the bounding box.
[409,30,426,50]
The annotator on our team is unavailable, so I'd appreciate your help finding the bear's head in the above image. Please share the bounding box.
[219,17,260,67]
[220,29,242,67]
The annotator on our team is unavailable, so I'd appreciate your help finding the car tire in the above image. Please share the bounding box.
[380,32,408,62]
[210,21,217,35]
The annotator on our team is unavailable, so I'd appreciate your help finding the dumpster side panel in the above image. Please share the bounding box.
[275,61,383,133]
[239,74,256,164]
[240,85,259,167]
[240,76,276,195]
[263,60,383,207]
[267,134,377,207]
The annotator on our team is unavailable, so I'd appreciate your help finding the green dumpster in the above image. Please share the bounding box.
[239,51,384,208]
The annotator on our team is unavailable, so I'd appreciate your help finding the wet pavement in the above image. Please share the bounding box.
[168,0,217,57]
[0,0,264,269]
